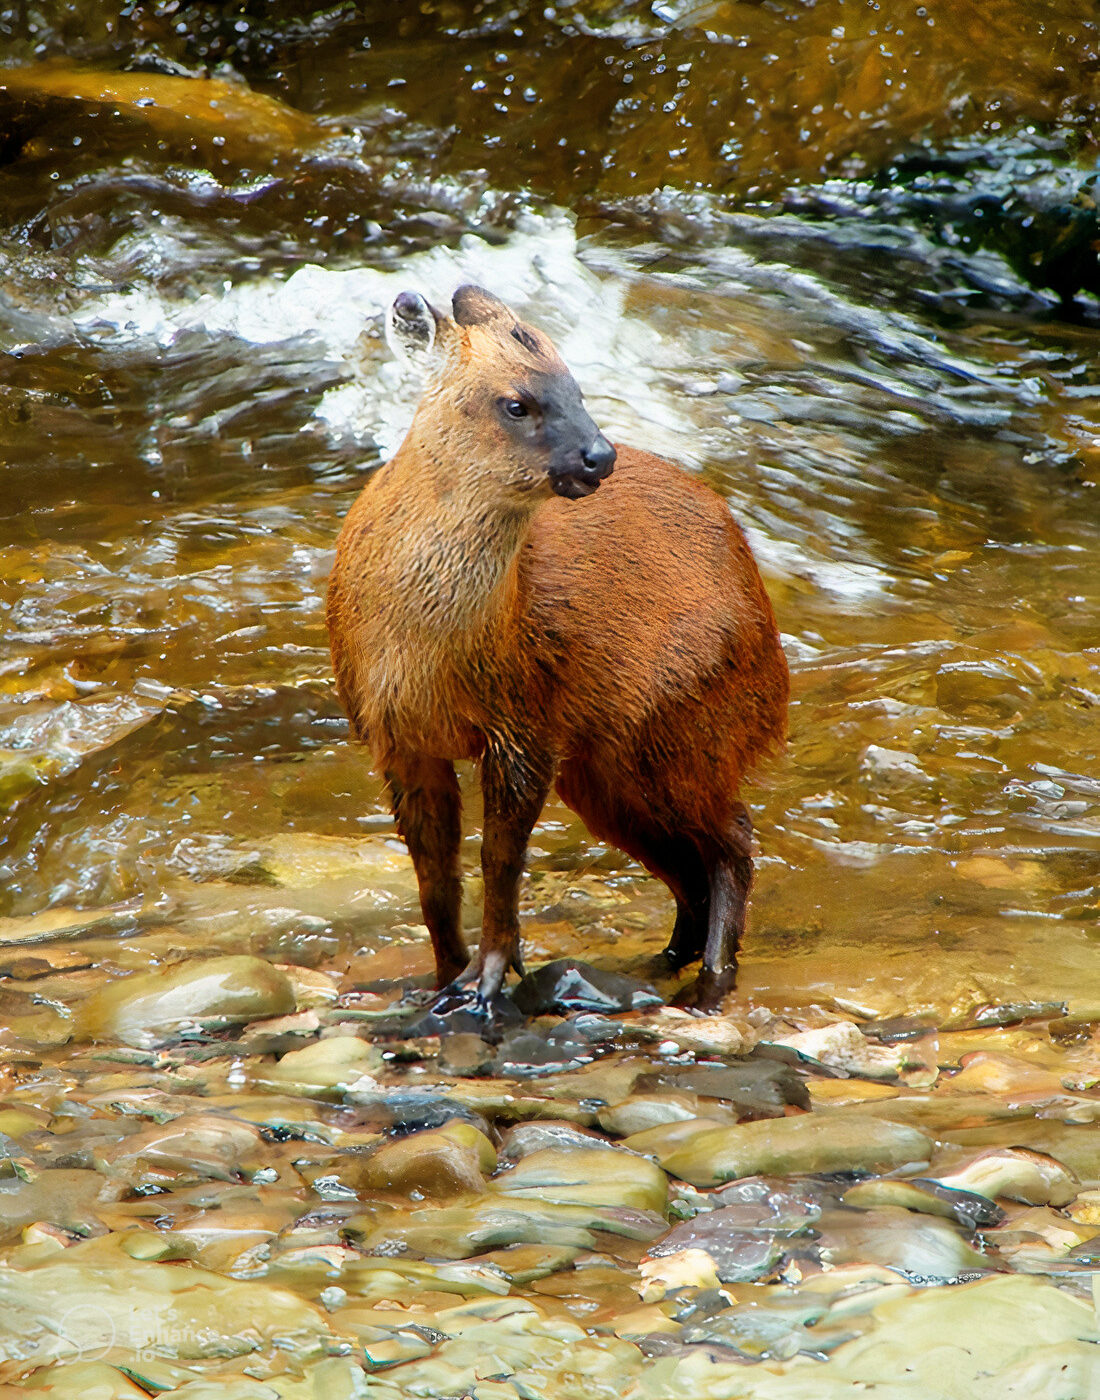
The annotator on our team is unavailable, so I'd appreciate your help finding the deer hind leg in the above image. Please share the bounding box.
[385,754,466,986]
[555,764,712,973]
[614,826,711,971]
[681,802,754,1012]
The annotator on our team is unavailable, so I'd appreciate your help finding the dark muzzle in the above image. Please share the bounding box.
[549,433,617,499]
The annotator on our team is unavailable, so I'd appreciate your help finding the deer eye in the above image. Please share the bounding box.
[503,398,528,419]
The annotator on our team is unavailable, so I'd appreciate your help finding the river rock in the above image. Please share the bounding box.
[0,1233,331,1362]
[659,1113,932,1186]
[257,1035,384,1096]
[489,1146,668,1212]
[512,959,662,1015]
[0,1168,124,1243]
[77,955,294,1049]
[497,1121,619,1161]
[815,1206,989,1280]
[934,1147,1079,1206]
[354,1121,496,1198]
[93,1114,267,1187]
[645,1058,810,1116]
[843,1177,1005,1228]
[598,1092,739,1137]
[771,1021,905,1080]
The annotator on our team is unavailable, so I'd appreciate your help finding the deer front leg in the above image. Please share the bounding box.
[473,749,552,1007]
[385,754,466,986]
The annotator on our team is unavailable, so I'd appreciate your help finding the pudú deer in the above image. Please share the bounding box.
[327,285,789,1013]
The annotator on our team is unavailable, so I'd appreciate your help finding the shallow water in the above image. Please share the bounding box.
[0,3,1099,1396]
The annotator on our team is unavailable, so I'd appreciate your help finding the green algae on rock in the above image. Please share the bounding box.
[658,1114,932,1187]
[76,956,294,1049]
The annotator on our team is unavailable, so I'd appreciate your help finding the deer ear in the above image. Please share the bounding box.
[385,290,463,366]
[452,284,509,327]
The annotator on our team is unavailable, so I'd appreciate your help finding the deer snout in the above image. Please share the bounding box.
[582,435,616,478]
[549,433,616,500]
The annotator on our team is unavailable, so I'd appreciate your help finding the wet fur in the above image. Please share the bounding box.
[327,290,789,1009]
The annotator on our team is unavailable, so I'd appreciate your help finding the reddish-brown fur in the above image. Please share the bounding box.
[327,286,788,1011]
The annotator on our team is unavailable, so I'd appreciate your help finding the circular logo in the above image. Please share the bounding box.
[56,1303,117,1363]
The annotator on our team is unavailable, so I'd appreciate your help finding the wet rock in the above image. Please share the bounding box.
[807,1078,902,1108]
[637,1247,722,1296]
[93,1114,267,1187]
[708,1175,830,1225]
[643,1206,802,1284]
[77,955,294,1049]
[598,1092,739,1137]
[659,1113,932,1186]
[354,1122,496,1199]
[438,1033,495,1078]
[489,1146,668,1213]
[497,1121,619,1161]
[643,1059,811,1117]
[622,1116,733,1160]
[638,1008,749,1056]
[350,1196,664,1260]
[941,1050,1067,1102]
[843,1178,1005,1229]
[803,1273,1100,1394]
[771,1021,905,1080]
[405,992,524,1041]
[0,1168,124,1243]
[0,1234,333,1362]
[491,1029,592,1077]
[512,959,662,1016]
[1066,1188,1100,1225]
[257,1035,383,1096]
[679,1291,830,1360]
[933,1147,1079,1207]
[0,65,325,165]
[815,1206,989,1281]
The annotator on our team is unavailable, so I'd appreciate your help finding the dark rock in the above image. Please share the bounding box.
[512,959,662,1016]
[638,1059,811,1116]
[492,1030,592,1078]
[437,1033,495,1078]
[907,1179,1007,1229]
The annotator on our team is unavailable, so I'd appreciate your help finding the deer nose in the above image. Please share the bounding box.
[582,435,616,477]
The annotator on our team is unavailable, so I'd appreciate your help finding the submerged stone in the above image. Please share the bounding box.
[815,1206,989,1281]
[257,1035,383,1096]
[354,1121,496,1198]
[512,959,662,1015]
[843,1177,1005,1229]
[659,1114,932,1186]
[598,1092,739,1137]
[0,1168,123,1243]
[438,1033,495,1077]
[643,1059,810,1116]
[497,1121,618,1160]
[76,955,294,1049]
[645,1212,789,1284]
[934,1147,1079,1206]
[489,1146,668,1213]
[93,1113,267,1186]
[350,1195,665,1259]
[0,1233,334,1363]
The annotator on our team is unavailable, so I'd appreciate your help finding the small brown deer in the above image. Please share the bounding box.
[327,286,788,1013]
